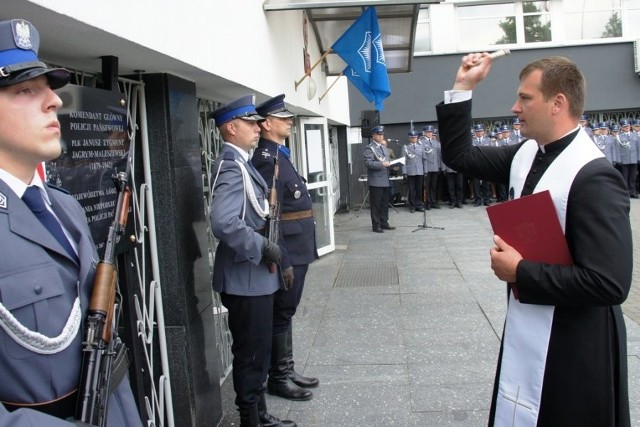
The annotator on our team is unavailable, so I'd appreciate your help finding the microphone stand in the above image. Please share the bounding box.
[413,178,444,232]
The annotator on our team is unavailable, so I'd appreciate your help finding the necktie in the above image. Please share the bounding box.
[22,186,79,263]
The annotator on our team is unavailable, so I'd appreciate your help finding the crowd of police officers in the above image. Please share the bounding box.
[382,115,640,209]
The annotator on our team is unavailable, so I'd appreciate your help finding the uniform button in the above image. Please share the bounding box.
[34,285,43,294]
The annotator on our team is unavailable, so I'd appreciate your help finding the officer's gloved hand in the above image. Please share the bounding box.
[282,266,294,291]
[262,238,282,264]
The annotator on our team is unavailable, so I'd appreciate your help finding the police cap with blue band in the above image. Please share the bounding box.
[256,94,295,118]
[209,94,264,126]
[371,126,384,134]
[0,19,69,89]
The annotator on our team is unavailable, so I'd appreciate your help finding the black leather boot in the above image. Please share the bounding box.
[257,393,297,427]
[239,404,262,427]
[267,333,312,400]
[287,325,319,388]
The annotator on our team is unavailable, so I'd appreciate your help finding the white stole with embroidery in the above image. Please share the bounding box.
[494,128,604,426]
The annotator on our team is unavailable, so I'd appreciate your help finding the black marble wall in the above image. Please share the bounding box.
[142,73,222,426]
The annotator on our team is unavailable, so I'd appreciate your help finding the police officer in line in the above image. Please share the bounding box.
[592,122,617,166]
[0,19,142,426]
[402,130,428,212]
[363,126,396,232]
[510,117,524,143]
[617,118,639,198]
[579,114,593,137]
[209,95,296,427]
[471,124,491,206]
[251,94,319,402]
[421,125,442,209]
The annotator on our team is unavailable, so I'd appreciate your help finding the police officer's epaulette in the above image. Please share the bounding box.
[45,182,71,195]
[222,151,235,161]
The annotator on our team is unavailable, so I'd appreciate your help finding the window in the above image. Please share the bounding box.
[457,2,517,47]
[624,0,640,38]
[455,1,550,48]
[523,1,551,43]
[563,0,622,41]
[414,6,432,53]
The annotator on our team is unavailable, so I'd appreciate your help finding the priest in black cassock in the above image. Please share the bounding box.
[436,53,631,427]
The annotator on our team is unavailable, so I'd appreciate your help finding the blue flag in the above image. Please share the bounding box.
[331,7,391,110]
[344,66,375,103]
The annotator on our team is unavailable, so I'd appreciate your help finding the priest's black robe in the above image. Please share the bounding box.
[436,99,631,427]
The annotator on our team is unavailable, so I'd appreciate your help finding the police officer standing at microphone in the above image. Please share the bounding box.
[209,95,296,427]
[251,94,320,402]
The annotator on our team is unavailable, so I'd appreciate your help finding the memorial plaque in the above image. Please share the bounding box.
[46,85,130,256]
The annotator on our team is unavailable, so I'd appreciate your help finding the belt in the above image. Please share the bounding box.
[3,389,78,419]
[3,343,130,419]
[281,210,313,221]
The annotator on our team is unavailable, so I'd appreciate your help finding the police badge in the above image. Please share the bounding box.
[13,20,33,50]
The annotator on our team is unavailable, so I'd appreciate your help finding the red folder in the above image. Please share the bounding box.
[486,190,573,266]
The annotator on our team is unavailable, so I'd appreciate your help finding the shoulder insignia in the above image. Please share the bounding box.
[0,192,6,209]
[223,151,235,161]
[260,151,272,158]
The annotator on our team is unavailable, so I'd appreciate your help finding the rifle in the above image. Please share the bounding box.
[76,171,131,427]
[266,155,281,273]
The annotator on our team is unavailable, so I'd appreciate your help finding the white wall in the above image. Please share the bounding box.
[28,0,351,124]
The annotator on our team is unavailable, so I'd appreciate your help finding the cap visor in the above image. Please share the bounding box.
[270,111,295,118]
[0,66,69,89]
[238,113,265,122]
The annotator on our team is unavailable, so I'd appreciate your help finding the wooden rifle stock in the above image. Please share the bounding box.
[267,157,281,273]
[76,172,131,426]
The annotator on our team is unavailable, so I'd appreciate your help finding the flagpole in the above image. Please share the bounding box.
[318,72,344,104]
[294,49,332,91]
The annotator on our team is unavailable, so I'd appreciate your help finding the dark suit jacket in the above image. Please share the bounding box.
[437,99,631,427]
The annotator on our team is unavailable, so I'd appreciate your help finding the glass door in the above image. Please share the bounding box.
[295,117,335,256]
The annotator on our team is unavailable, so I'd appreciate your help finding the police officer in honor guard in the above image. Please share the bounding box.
[422,125,442,209]
[0,19,142,426]
[363,126,396,232]
[251,94,319,402]
[616,118,639,197]
[402,130,428,212]
[209,95,296,427]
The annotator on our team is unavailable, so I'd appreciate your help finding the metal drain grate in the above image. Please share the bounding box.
[334,261,398,288]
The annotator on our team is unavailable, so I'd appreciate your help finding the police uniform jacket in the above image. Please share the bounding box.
[437,99,631,427]
[252,138,318,269]
[593,135,618,165]
[0,179,140,426]
[616,131,639,164]
[210,143,281,296]
[363,142,391,187]
[422,138,442,172]
[401,142,428,175]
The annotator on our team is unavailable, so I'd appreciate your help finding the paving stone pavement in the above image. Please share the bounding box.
[215,199,640,427]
